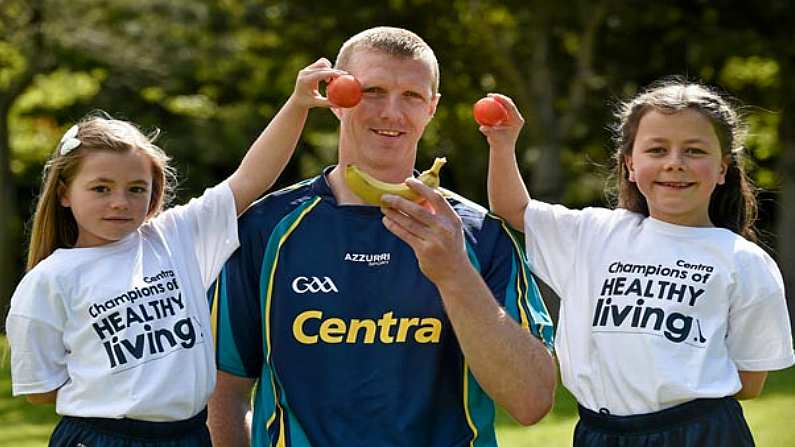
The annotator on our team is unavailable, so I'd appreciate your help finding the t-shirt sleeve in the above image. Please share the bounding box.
[522,200,587,300]
[726,252,795,371]
[5,270,69,396]
[482,217,554,351]
[209,214,266,378]
[156,181,239,289]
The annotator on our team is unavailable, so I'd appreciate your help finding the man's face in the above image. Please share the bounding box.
[336,49,439,181]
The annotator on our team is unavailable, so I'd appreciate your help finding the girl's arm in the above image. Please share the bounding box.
[26,389,57,405]
[227,58,346,215]
[735,370,768,400]
[481,94,531,232]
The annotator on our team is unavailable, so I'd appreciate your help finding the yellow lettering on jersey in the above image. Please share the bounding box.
[292,310,322,344]
[347,319,376,344]
[320,318,346,343]
[415,318,442,343]
[396,318,420,342]
[293,310,442,344]
[378,311,397,343]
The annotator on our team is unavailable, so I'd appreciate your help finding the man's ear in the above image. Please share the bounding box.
[625,155,636,182]
[429,93,441,117]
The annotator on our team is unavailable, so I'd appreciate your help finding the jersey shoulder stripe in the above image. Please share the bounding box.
[464,361,498,447]
[259,196,322,447]
[260,197,323,360]
[211,268,246,375]
[498,217,555,350]
[238,178,321,240]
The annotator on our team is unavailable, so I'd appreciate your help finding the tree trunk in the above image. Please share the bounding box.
[528,29,564,205]
[0,68,37,328]
[0,102,19,314]
[1,0,44,329]
[776,59,795,337]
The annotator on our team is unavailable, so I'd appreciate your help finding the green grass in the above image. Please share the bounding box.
[1,335,793,446]
[0,342,60,447]
[496,368,795,446]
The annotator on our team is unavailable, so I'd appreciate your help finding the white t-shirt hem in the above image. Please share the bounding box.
[12,373,69,396]
[734,354,795,371]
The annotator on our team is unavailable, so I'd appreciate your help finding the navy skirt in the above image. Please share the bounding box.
[49,408,211,447]
[574,397,754,447]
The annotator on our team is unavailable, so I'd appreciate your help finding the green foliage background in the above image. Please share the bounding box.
[1,0,794,443]
[7,0,793,329]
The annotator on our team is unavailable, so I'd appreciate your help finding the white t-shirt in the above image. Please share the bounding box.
[7,181,238,421]
[523,201,795,415]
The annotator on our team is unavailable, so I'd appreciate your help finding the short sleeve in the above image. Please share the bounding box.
[522,200,584,299]
[480,217,554,351]
[6,270,69,395]
[6,316,69,395]
[155,181,239,289]
[726,256,795,371]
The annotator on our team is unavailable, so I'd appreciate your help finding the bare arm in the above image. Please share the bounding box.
[208,371,256,447]
[25,390,57,405]
[381,182,557,425]
[434,264,556,425]
[481,94,530,232]
[228,58,345,215]
[735,370,768,400]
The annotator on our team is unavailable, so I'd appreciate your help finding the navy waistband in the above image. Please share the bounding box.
[62,407,207,439]
[578,397,734,433]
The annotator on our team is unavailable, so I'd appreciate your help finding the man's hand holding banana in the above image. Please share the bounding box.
[380,180,471,286]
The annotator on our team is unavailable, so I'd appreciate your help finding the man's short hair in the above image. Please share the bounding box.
[334,27,440,94]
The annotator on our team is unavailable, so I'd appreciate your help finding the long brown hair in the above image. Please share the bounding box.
[608,78,758,242]
[26,113,176,270]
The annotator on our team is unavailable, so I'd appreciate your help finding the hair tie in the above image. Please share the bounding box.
[58,125,81,155]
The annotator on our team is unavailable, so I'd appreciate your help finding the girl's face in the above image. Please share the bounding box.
[625,109,728,227]
[60,150,154,248]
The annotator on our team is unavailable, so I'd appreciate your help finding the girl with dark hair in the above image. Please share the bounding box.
[484,81,794,446]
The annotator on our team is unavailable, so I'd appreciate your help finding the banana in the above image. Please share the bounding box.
[345,157,447,205]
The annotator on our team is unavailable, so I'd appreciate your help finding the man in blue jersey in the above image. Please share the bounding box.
[208,26,556,447]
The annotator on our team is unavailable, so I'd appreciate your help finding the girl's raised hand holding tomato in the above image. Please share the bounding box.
[289,58,350,109]
[476,94,525,153]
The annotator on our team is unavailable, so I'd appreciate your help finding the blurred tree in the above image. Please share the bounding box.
[0,0,46,307]
[1,0,792,334]
[464,0,609,204]
[779,57,795,333]
[0,0,228,312]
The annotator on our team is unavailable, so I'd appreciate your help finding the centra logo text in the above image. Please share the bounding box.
[292,310,442,344]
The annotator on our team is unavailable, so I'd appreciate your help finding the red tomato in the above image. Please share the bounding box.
[473,97,508,126]
[327,75,362,108]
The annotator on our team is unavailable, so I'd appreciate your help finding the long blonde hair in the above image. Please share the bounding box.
[26,114,176,270]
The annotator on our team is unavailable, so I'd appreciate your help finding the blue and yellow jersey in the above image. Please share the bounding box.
[210,169,553,447]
